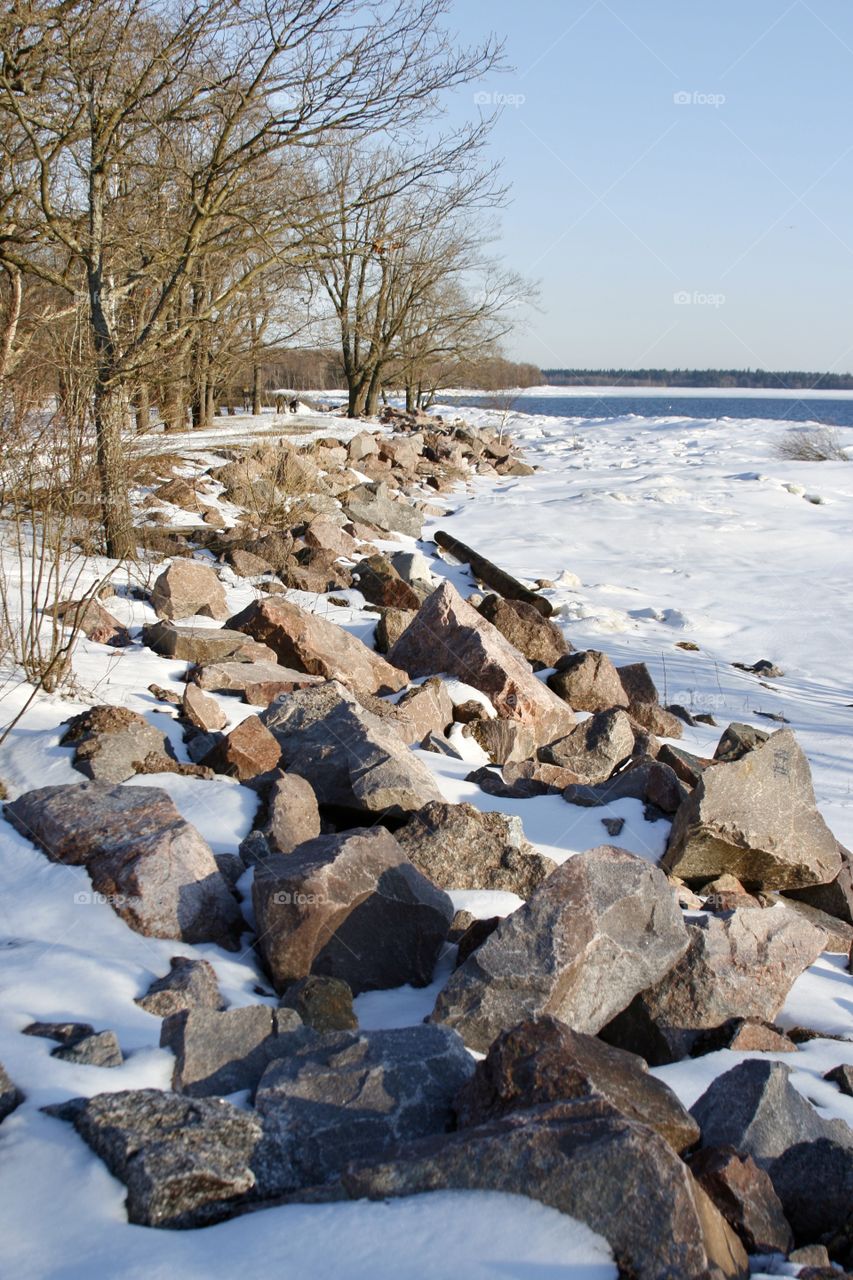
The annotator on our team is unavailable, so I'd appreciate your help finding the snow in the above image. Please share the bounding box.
[1,392,852,1276]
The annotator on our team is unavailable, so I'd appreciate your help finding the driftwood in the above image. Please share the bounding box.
[433,530,553,618]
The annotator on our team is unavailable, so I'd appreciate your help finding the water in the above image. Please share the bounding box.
[438,392,853,427]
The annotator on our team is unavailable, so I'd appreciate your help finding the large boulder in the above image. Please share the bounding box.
[60,705,174,784]
[252,827,453,995]
[260,681,443,816]
[392,678,454,746]
[194,660,324,706]
[430,846,690,1052]
[387,582,575,745]
[151,560,229,621]
[353,554,422,610]
[142,620,276,664]
[547,650,629,712]
[785,845,853,925]
[454,1015,699,1154]
[227,597,407,697]
[394,801,553,898]
[261,773,321,855]
[539,708,635,784]
[278,976,357,1032]
[200,715,281,782]
[160,1006,302,1096]
[255,1025,473,1187]
[341,481,424,538]
[689,1146,794,1255]
[476,595,571,669]
[340,1100,748,1280]
[5,783,241,948]
[663,730,842,890]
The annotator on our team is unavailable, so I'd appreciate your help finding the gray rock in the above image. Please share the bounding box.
[194,660,323,705]
[53,1030,123,1067]
[23,1020,94,1046]
[689,1146,794,1255]
[253,827,453,995]
[136,957,224,1018]
[785,845,853,925]
[825,1064,853,1097]
[260,681,443,817]
[160,1005,302,1097]
[181,683,227,733]
[430,845,690,1052]
[151,559,229,621]
[342,481,424,538]
[61,705,175,784]
[663,730,842,890]
[339,1100,747,1280]
[466,717,537,765]
[255,1025,474,1187]
[374,607,417,654]
[539,708,635,783]
[476,595,571,669]
[262,773,321,855]
[454,1015,700,1154]
[5,783,242,948]
[562,758,687,812]
[393,678,454,746]
[713,722,770,763]
[0,1062,23,1121]
[278,976,357,1031]
[394,800,553,898]
[143,620,277,664]
[547,650,629,712]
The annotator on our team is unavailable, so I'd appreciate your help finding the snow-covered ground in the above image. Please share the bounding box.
[0,394,851,1277]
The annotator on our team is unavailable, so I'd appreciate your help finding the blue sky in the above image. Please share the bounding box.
[449,0,853,371]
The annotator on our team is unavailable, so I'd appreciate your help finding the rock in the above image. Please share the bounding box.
[60,705,175,784]
[142,620,276,664]
[151,560,229,621]
[225,548,274,577]
[629,702,685,738]
[278,976,357,1031]
[466,718,537,766]
[252,827,453,995]
[733,659,784,678]
[453,699,491,724]
[354,554,422,610]
[465,765,550,798]
[342,482,424,538]
[262,773,321,855]
[561,758,687,811]
[303,516,357,558]
[785,846,853,925]
[51,1088,278,1226]
[194,660,323,705]
[0,1062,22,1121]
[430,846,690,1052]
[547,650,629,712]
[5,782,241,948]
[200,715,281,782]
[52,1030,123,1067]
[616,661,659,706]
[659,743,713,786]
[227,598,407,697]
[691,1060,853,1246]
[455,917,501,965]
[394,801,553,898]
[393,678,454,746]
[256,1025,473,1187]
[714,722,770,763]
[347,431,379,463]
[689,1146,794,1254]
[825,1064,853,1097]
[387,582,574,745]
[136,957,224,1018]
[54,597,131,646]
[454,1015,699,1154]
[260,681,443,816]
[181,683,227,733]
[765,892,853,953]
[160,1005,302,1096]
[663,730,842,890]
[374,607,417,654]
[340,1100,747,1280]
[602,816,625,836]
[388,550,435,595]
[23,1020,95,1045]
[476,595,571,669]
[604,907,826,1062]
[503,758,584,792]
[691,1019,798,1056]
[539,708,635,784]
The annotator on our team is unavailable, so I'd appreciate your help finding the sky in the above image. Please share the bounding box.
[448,0,853,372]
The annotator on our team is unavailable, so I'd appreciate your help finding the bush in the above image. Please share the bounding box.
[775,427,850,462]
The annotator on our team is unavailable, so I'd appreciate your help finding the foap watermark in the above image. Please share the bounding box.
[272,890,327,906]
[74,890,141,909]
[474,90,526,109]
[673,90,726,108]
[674,290,726,308]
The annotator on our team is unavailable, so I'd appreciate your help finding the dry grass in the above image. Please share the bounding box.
[775,426,850,462]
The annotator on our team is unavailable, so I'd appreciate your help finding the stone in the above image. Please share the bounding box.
[503,758,584,792]
[52,1030,123,1067]
[342,481,424,538]
[340,1100,748,1280]
[181,683,227,733]
[136,957,224,1018]
[52,1088,279,1227]
[689,1146,794,1254]
[387,582,574,745]
[262,772,321,855]
[466,718,537,766]
[200,715,281,782]
[765,892,853,953]
[616,661,659,706]
[454,1015,700,1154]
[303,516,357,558]
[260,681,443,817]
[388,550,435,595]
[663,730,842,890]
[394,801,553,898]
[714,722,770,763]
[278,976,357,1031]
[256,1025,473,1187]
[23,1020,94,1045]
[253,828,453,995]
[142,620,276,664]
[430,846,690,1052]
[606,907,826,1062]
[60,705,175,784]
[547,650,629,712]
[466,765,550,798]
[5,782,241,948]
[0,1062,22,1121]
[194,660,323,705]
[392,678,454,746]
[539,708,635,784]
[453,699,491,724]
[476,595,571,669]
[151,560,229,621]
[785,846,853,925]
[691,1019,798,1056]
[374,607,417,654]
[54,597,131,646]
[455,917,501,965]
[825,1064,853,1096]
[227,597,407,697]
[659,743,713,786]
[354,554,422,610]
[160,1005,302,1096]
[225,548,274,577]
[629,702,685,738]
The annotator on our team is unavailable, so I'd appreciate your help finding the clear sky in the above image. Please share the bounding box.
[449,0,853,372]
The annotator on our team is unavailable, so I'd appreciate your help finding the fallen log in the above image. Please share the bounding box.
[433,530,553,618]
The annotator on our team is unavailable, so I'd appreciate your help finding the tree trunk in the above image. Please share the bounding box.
[252,362,262,415]
[405,381,416,412]
[134,382,149,434]
[364,365,383,417]
[0,263,22,383]
[94,377,134,559]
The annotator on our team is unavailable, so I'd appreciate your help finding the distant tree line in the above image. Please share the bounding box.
[544,369,853,390]
[243,350,542,398]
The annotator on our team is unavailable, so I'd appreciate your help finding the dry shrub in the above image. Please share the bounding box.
[775,427,850,462]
